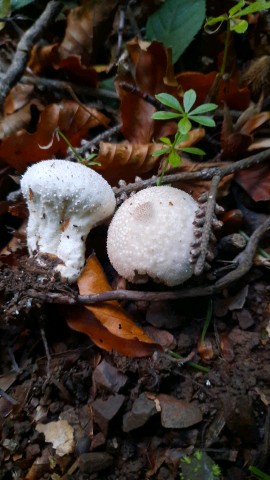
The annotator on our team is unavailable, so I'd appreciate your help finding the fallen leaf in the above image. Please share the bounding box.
[177,71,250,110]
[116,39,179,144]
[235,163,270,201]
[0,100,109,171]
[157,394,202,428]
[66,255,162,357]
[58,2,119,65]
[94,128,205,185]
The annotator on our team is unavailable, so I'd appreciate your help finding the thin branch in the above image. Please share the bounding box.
[0,1,63,109]
[0,73,119,100]
[24,217,270,305]
[68,124,122,159]
[114,149,270,197]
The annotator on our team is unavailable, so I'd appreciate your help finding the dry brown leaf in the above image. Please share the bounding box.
[66,255,162,357]
[0,100,109,171]
[94,128,205,185]
[177,71,250,109]
[59,1,119,65]
[0,100,43,141]
[116,39,180,144]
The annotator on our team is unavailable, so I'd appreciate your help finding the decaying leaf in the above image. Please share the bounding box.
[66,255,162,357]
[177,71,250,109]
[58,1,119,65]
[116,39,179,144]
[235,163,270,201]
[94,128,205,184]
[0,101,109,171]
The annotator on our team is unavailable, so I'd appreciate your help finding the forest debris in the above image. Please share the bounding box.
[92,394,125,435]
[78,452,113,473]
[93,359,128,393]
[36,419,74,456]
[122,392,157,432]
[157,394,202,429]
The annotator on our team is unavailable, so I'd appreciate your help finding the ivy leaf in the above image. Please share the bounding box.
[178,117,192,134]
[168,150,181,167]
[189,103,217,115]
[188,115,216,127]
[146,0,206,63]
[183,89,196,113]
[180,147,206,155]
[152,111,180,120]
[155,93,183,112]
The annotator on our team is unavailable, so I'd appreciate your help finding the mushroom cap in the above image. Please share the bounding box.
[21,159,115,223]
[107,186,198,286]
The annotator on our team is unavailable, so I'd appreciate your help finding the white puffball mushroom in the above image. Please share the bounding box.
[107,186,198,287]
[21,159,116,282]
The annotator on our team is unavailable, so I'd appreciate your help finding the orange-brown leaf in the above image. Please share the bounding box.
[94,129,205,185]
[235,163,270,201]
[66,255,162,357]
[58,2,119,65]
[0,100,109,171]
[177,71,250,110]
[116,39,179,144]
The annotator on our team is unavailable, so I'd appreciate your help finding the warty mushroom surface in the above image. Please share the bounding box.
[107,186,198,287]
[21,159,116,282]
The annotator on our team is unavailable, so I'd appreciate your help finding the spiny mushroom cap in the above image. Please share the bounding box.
[21,159,116,282]
[107,186,198,287]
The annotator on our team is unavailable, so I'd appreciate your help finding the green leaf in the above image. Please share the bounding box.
[183,89,196,113]
[205,15,227,26]
[180,147,206,155]
[10,0,34,9]
[230,18,248,33]
[178,117,192,134]
[146,0,206,63]
[237,1,270,16]
[0,0,10,16]
[152,148,170,156]
[189,115,216,127]
[174,131,188,145]
[189,103,217,115]
[168,150,181,167]
[152,111,180,120]
[229,0,245,17]
[160,137,172,145]
[155,93,182,112]
[248,466,270,480]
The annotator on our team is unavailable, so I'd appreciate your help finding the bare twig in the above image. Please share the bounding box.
[0,73,120,100]
[114,149,270,197]
[68,124,122,159]
[0,387,18,406]
[24,216,270,305]
[0,1,63,109]
[40,327,51,379]
[118,81,163,110]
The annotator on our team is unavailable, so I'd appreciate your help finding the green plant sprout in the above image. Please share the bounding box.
[180,450,222,480]
[205,1,270,97]
[57,129,100,167]
[152,89,217,185]
[201,299,213,345]
[249,466,270,480]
